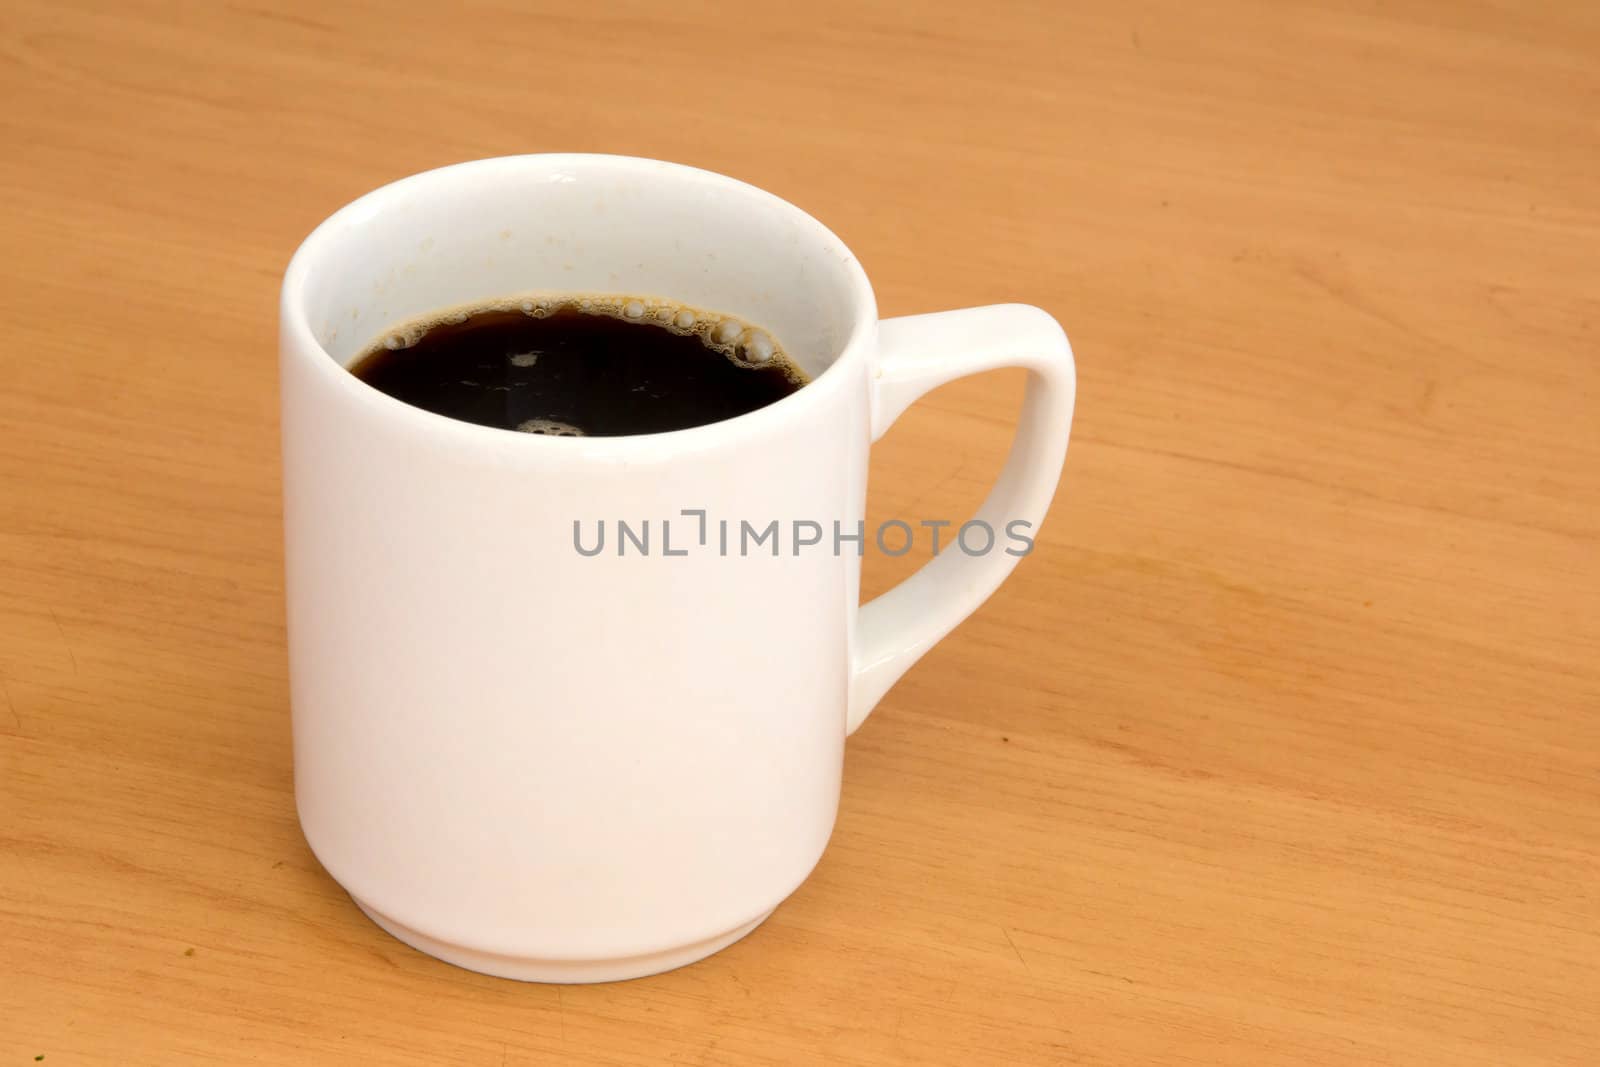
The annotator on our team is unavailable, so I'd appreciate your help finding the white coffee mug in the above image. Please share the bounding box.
[280,154,1075,982]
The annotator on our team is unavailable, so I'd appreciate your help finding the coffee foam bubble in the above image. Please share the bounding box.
[742,330,775,363]
[516,418,585,437]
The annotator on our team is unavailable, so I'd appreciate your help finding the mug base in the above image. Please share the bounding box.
[351,897,775,983]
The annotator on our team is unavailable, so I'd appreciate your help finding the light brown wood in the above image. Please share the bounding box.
[3,0,1598,1062]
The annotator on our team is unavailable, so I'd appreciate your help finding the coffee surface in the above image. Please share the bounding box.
[350,295,806,436]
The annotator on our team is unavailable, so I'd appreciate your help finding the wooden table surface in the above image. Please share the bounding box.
[4,1,1598,1063]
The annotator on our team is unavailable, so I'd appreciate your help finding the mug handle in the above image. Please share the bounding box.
[849,304,1077,734]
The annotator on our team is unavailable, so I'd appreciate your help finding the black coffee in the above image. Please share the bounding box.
[349,295,806,436]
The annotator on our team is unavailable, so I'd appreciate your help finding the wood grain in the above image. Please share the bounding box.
[3,0,1597,1063]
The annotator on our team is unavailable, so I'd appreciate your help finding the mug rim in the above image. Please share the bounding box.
[280,153,878,451]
